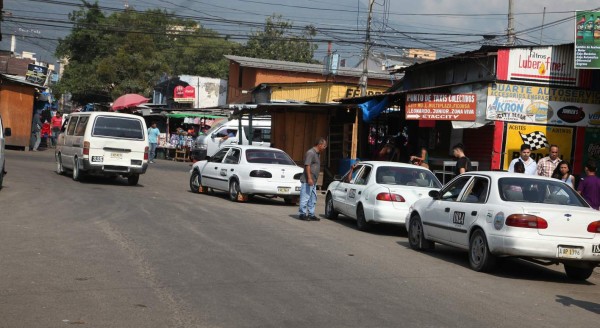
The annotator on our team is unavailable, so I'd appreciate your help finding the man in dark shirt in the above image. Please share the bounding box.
[298,137,327,221]
[578,161,600,210]
[452,143,471,176]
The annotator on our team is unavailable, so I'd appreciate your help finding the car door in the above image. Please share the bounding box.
[331,164,364,215]
[345,165,373,218]
[218,147,242,191]
[202,147,229,190]
[422,175,472,242]
[449,176,490,246]
[61,116,79,169]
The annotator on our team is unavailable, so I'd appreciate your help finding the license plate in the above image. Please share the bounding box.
[278,187,290,194]
[557,246,583,259]
[91,156,103,162]
[110,153,123,160]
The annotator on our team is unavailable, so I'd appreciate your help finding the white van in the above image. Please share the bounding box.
[0,114,11,189]
[55,112,149,185]
[190,118,271,161]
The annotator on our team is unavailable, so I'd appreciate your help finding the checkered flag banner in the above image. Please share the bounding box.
[519,131,550,151]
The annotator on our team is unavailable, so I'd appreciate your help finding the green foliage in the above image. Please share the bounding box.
[241,14,318,63]
[55,1,237,104]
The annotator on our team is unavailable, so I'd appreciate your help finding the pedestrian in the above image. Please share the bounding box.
[41,120,51,148]
[147,122,160,164]
[50,111,63,147]
[410,147,429,169]
[508,144,537,175]
[551,160,574,189]
[452,143,471,176]
[298,137,327,221]
[537,145,560,177]
[578,161,600,210]
[31,110,42,151]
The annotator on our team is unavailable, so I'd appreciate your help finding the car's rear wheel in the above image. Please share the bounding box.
[408,215,435,251]
[564,264,594,281]
[0,161,4,189]
[127,174,140,186]
[356,204,370,231]
[325,194,338,220]
[189,170,201,193]
[469,229,496,272]
[56,154,64,175]
[229,179,245,202]
[283,197,297,205]
[72,157,82,181]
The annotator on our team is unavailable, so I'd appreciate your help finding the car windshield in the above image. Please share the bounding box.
[498,177,588,207]
[375,166,442,188]
[245,149,296,165]
[203,118,230,135]
[92,116,144,140]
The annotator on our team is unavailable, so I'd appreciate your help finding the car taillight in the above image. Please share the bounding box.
[83,141,90,155]
[144,146,149,160]
[293,173,302,180]
[505,214,548,229]
[250,170,272,178]
[587,221,600,233]
[376,192,405,202]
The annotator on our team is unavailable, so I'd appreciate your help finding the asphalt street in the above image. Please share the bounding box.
[0,149,598,328]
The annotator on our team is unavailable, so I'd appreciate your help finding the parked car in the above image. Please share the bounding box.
[55,112,149,185]
[406,171,600,281]
[189,145,303,203]
[191,118,271,161]
[324,161,442,231]
[0,114,11,189]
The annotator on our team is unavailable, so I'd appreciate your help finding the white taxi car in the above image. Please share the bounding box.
[325,161,442,231]
[189,145,303,204]
[406,171,600,281]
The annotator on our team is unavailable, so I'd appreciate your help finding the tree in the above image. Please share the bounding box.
[241,15,318,63]
[55,1,237,104]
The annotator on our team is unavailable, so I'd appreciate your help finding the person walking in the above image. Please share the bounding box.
[50,111,63,148]
[452,143,471,176]
[31,111,42,151]
[537,145,560,177]
[147,122,160,164]
[508,144,537,175]
[41,121,51,148]
[551,160,574,189]
[298,137,327,221]
[578,161,600,210]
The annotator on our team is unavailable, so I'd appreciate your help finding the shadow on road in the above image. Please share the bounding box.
[325,215,407,237]
[556,295,600,314]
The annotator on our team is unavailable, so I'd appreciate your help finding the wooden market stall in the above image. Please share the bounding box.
[0,74,38,149]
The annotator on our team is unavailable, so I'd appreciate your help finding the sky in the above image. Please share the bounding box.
[1,0,599,66]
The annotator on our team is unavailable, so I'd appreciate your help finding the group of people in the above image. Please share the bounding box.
[506,143,599,210]
[31,111,63,151]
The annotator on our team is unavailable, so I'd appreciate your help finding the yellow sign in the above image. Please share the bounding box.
[503,123,574,170]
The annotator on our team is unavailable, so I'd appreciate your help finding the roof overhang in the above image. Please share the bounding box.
[229,102,353,118]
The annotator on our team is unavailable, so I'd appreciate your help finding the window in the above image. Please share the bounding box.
[498,177,587,207]
[74,116,89,136]
[244,127,272,142]
[375,166,442,188]
[342,164,363,183]
[440,176,471,201]
[462,177,489,203]
[66,117,78,136]
[210,148,229,163]
[224,148,241,164]
[245,149,295,165]
[216,128,237,138]
[92,116,144,140]
[353,166,372,185]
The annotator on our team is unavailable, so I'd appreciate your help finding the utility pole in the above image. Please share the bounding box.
[539,7,546,45]
[507,0,515,45]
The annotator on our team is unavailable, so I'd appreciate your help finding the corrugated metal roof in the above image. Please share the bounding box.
[225,55,392,80]
[0,73,45,88]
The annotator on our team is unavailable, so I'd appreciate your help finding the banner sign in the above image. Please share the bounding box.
[503,123,574,170]
[405,93,477,121]
[575,11,600,69]
[174,85,195,103]
[25,64,48,85]
[486,83,600,127]
[498,46,577,86]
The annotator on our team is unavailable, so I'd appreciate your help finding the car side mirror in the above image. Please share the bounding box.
[4,128,11,137]
[211,133,216,139]
[333,175,342,181]
[428,190,440,199]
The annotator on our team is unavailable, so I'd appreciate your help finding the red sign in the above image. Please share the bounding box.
[174,85,185,98]
[174,85,195,103]
[405,93,477,121]
[184,85,195,98]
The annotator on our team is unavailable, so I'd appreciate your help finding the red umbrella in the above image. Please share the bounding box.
[111,94,149,111]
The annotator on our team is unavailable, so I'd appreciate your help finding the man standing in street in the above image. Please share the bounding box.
[537,144,560,177]
[452,143,471,176]
[147,122,160,164]
[508,144,537,175]
[578,161,600,210]
[50,111,63,148]
[298,137,327,221]
[31,110,42,151]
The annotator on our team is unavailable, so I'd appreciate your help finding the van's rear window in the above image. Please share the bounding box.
[92,116,144,140]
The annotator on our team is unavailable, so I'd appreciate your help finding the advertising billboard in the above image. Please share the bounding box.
[575,10,600,69]
[497,46,577,86]
[25,64,48,85]
[405,93,476,121]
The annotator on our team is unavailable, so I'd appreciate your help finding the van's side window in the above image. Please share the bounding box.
[66,117,78,136]
[75,116,89,136]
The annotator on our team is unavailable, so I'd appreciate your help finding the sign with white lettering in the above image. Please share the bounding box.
[405,93,477,121]
[575,11,600,69]
[486,83,600,127]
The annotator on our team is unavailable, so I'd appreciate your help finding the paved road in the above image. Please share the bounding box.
[1,149,599,328]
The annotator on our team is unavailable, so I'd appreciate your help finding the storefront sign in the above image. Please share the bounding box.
[575,11,600,69]
[582,128,600,172]
[25,64,48,85]
[498,46,577,86]
[486,83,600,127]
[502,123,574,170]
[345,88,385,98]
[174,85,195,103]
[405,93,476,121]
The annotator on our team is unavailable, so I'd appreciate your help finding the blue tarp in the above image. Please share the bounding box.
[358,96,389,123]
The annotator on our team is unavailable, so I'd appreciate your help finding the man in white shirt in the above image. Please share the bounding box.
[508,144,537,175]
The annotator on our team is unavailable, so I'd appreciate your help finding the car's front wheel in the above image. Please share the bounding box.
[325,194,338,220]
[190,170,201,193]
[408,215,435,251]
[564,264,594,281]
[469,229,496,272]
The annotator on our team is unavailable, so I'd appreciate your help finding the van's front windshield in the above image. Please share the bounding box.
[203,118,228,136]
